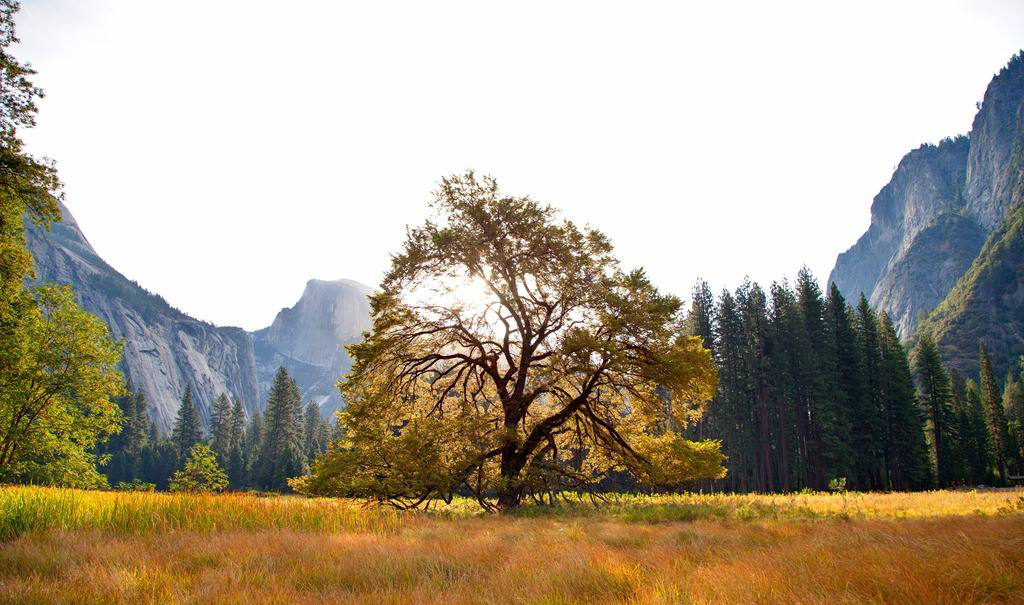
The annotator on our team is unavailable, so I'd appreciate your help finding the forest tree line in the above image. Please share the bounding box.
[100,367,336,492]
[101,269,1024,496]
[685,269,1024,492]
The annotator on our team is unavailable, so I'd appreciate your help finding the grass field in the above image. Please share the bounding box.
[1,487,1023,604]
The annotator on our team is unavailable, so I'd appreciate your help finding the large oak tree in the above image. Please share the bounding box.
[296,172,723,509]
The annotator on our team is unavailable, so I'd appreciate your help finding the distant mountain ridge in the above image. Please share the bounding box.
[26,203,371,432]
[830,51,1024,377]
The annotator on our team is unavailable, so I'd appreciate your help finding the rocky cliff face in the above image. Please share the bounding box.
[919,103,1024,380]
[829,137,970,311]
[965,57,1024,229]
[829,52,1024,339]
[26,203,371,432]
[868,214,986,337]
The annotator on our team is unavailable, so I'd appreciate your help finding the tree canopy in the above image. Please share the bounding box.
[0,286,124,486]
[295,172,723,509]
[168,444,228,493]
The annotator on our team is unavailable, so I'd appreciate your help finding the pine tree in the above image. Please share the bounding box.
[947,368,971,485]
[230,398,245,449]
[878,314,931,490]
[304,400,329,461]
[140,432,178,491]
[687,279,717,353]
[767,281,799,492]
[853,295,886,490]
[737,281,773,492]
[979,342,1012,483]
[912,333,956,487]
[823,283,859,487]
[100,390,149,485]
[1005,371,1024,471]
[795,268,844,490]
[685,279,718,444]
[210,393,233,464]
[242,408,263,488]
[227,397,246,488]
[714,289,752,492]
[256,367,308,491]
[964,379,993,484]
[171,386,203,461]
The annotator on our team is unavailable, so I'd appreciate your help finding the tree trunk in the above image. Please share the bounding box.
[496,446,525,511]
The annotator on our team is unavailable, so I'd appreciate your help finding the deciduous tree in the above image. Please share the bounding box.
[295,172,723,509]
[0,286,124,486]
[169,444,228,492]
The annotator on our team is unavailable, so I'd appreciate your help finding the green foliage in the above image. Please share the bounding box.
[171,386,202,460]
[0,286,124,487]
[1006,370,1024,469]
[303,400,331,462]
[694,274,936,494]
[168,444,228,493]
[852,296,886,489]
[255,368,307,491]
[979,343,1013,481]
[0,2,60,321]
[209,393,233,463]
[227,396,246,488]
[964,379,994,484]
[878,313,933,490]
[912,333,956,486]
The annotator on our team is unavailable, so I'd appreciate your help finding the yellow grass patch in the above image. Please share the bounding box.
[1,487,1022,604]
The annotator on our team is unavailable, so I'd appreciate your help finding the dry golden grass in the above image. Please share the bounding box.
[1,487,1023,605]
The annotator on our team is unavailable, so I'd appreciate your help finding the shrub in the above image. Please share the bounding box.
[168,445,227,493]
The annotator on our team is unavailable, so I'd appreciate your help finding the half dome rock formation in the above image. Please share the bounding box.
[254,279,372,415]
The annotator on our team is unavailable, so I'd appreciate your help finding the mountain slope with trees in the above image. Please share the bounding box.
[25,202,371,432]
[830,52,1024,382]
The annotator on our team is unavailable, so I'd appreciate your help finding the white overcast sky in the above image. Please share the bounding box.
[14,0,1024,330]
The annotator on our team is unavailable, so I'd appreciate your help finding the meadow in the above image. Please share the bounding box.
[1,486,1023,605]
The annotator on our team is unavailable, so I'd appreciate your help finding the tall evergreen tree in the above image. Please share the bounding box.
[767,281,799,492]
[795,268,845,489]
[853,295,886,489]
[303,400,331,462]
[737,281,774,492]
[242,408,263,488]
[227,397,246,488]
[878,314,932,490]
[100,390,149,485]
[714,289,751,492]
[686,279,718,444]
[230,398,246,448]
[979,342,1012,482]
[256,368,307,491]
[210,393,233,463]
[964,379,993,484]
[947,368,971,485]
[912,333,956,486]
[1005,370,1024,470]
[171,385,203,461]
[687,279,717,353]
[824,283,860,486]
